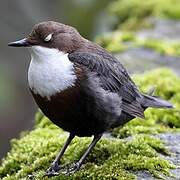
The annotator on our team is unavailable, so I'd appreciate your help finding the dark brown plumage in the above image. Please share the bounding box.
[8,21,173,176]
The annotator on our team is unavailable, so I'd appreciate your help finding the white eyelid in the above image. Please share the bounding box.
[44,33,53,42]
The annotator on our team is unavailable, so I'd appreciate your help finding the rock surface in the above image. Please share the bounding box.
[157,133,180,179]
[115,48,180,75]
[136,133,180,179]
[137,19,180,42]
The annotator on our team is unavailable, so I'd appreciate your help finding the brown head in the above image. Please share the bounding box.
[8,21,85,53]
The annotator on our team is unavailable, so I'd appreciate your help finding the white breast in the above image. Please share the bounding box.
[28,46,76,100]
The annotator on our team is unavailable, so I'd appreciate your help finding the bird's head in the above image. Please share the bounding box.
[8,21,84,54]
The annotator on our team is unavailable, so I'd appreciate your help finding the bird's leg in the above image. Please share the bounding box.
[66,134,102,174]
[45,133,75,177]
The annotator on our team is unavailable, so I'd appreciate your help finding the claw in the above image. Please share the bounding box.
[65,162,80,175]
[44,171,60,177]
[27,174,35,180]
[44,162,60,177]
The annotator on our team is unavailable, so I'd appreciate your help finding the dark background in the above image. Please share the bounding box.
[0,0,113,158]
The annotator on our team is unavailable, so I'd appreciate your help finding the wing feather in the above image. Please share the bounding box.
[68,52,144,118]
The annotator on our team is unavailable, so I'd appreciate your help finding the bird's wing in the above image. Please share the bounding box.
[68,52,144,118]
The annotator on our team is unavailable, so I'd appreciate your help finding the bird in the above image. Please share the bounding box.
[8,21,173,176]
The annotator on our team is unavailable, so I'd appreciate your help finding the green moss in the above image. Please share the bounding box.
[112,68,180,138]
[95,31,134,52]
[0,68,179,179]
[95,0,180,55]
[95,31,136,53]
[0,127,175,179]
[134,68,180,127]
[109,0,180,30]
[137,39,180,56]
[96,30,180,56]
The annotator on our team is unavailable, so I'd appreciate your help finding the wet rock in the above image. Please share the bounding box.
[137,19,180,42]
[115,48,180,75]
[133,133,180,179]
[136,170,154,180]
[157,133,180,179]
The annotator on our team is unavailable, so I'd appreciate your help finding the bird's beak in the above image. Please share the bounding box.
[8,38,31,47]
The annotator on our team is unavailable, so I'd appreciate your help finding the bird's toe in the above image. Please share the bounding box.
[44,162,60,177]
[65,162,81,175]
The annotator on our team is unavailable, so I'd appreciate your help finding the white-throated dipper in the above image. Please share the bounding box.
[8,21,173,176]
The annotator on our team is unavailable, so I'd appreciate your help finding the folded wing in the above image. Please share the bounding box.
[68,52,145,119]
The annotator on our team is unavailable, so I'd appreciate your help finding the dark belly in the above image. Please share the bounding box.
[31,86,108,136]
[31,85,135,136]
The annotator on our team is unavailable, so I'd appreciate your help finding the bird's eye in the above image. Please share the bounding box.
[44,33,53,42]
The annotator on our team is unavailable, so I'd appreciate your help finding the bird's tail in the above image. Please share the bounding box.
[141,87,173,109]
[142,94,173,108]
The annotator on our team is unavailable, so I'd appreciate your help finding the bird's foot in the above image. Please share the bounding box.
[44,162,60,177]
[44,162,81,177]
[65,162,81,175]
[27,174,35,180]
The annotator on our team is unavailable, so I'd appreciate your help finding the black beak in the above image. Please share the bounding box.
[8,38,31,47]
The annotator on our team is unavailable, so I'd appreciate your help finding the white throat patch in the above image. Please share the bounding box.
[28,46,76,100]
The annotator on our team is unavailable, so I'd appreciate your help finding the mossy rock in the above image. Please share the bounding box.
[0,128,175,179]
[95,31,136,53]
[0,68,179,179]
[95,31,180,56]
[112,68,180,138]
[109,0,180,30]
[95,0,180,56]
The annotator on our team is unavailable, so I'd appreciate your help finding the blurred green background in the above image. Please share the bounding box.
[1,0,180,161]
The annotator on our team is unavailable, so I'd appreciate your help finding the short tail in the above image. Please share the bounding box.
[142,94,173,109]
[141,87,173,109]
